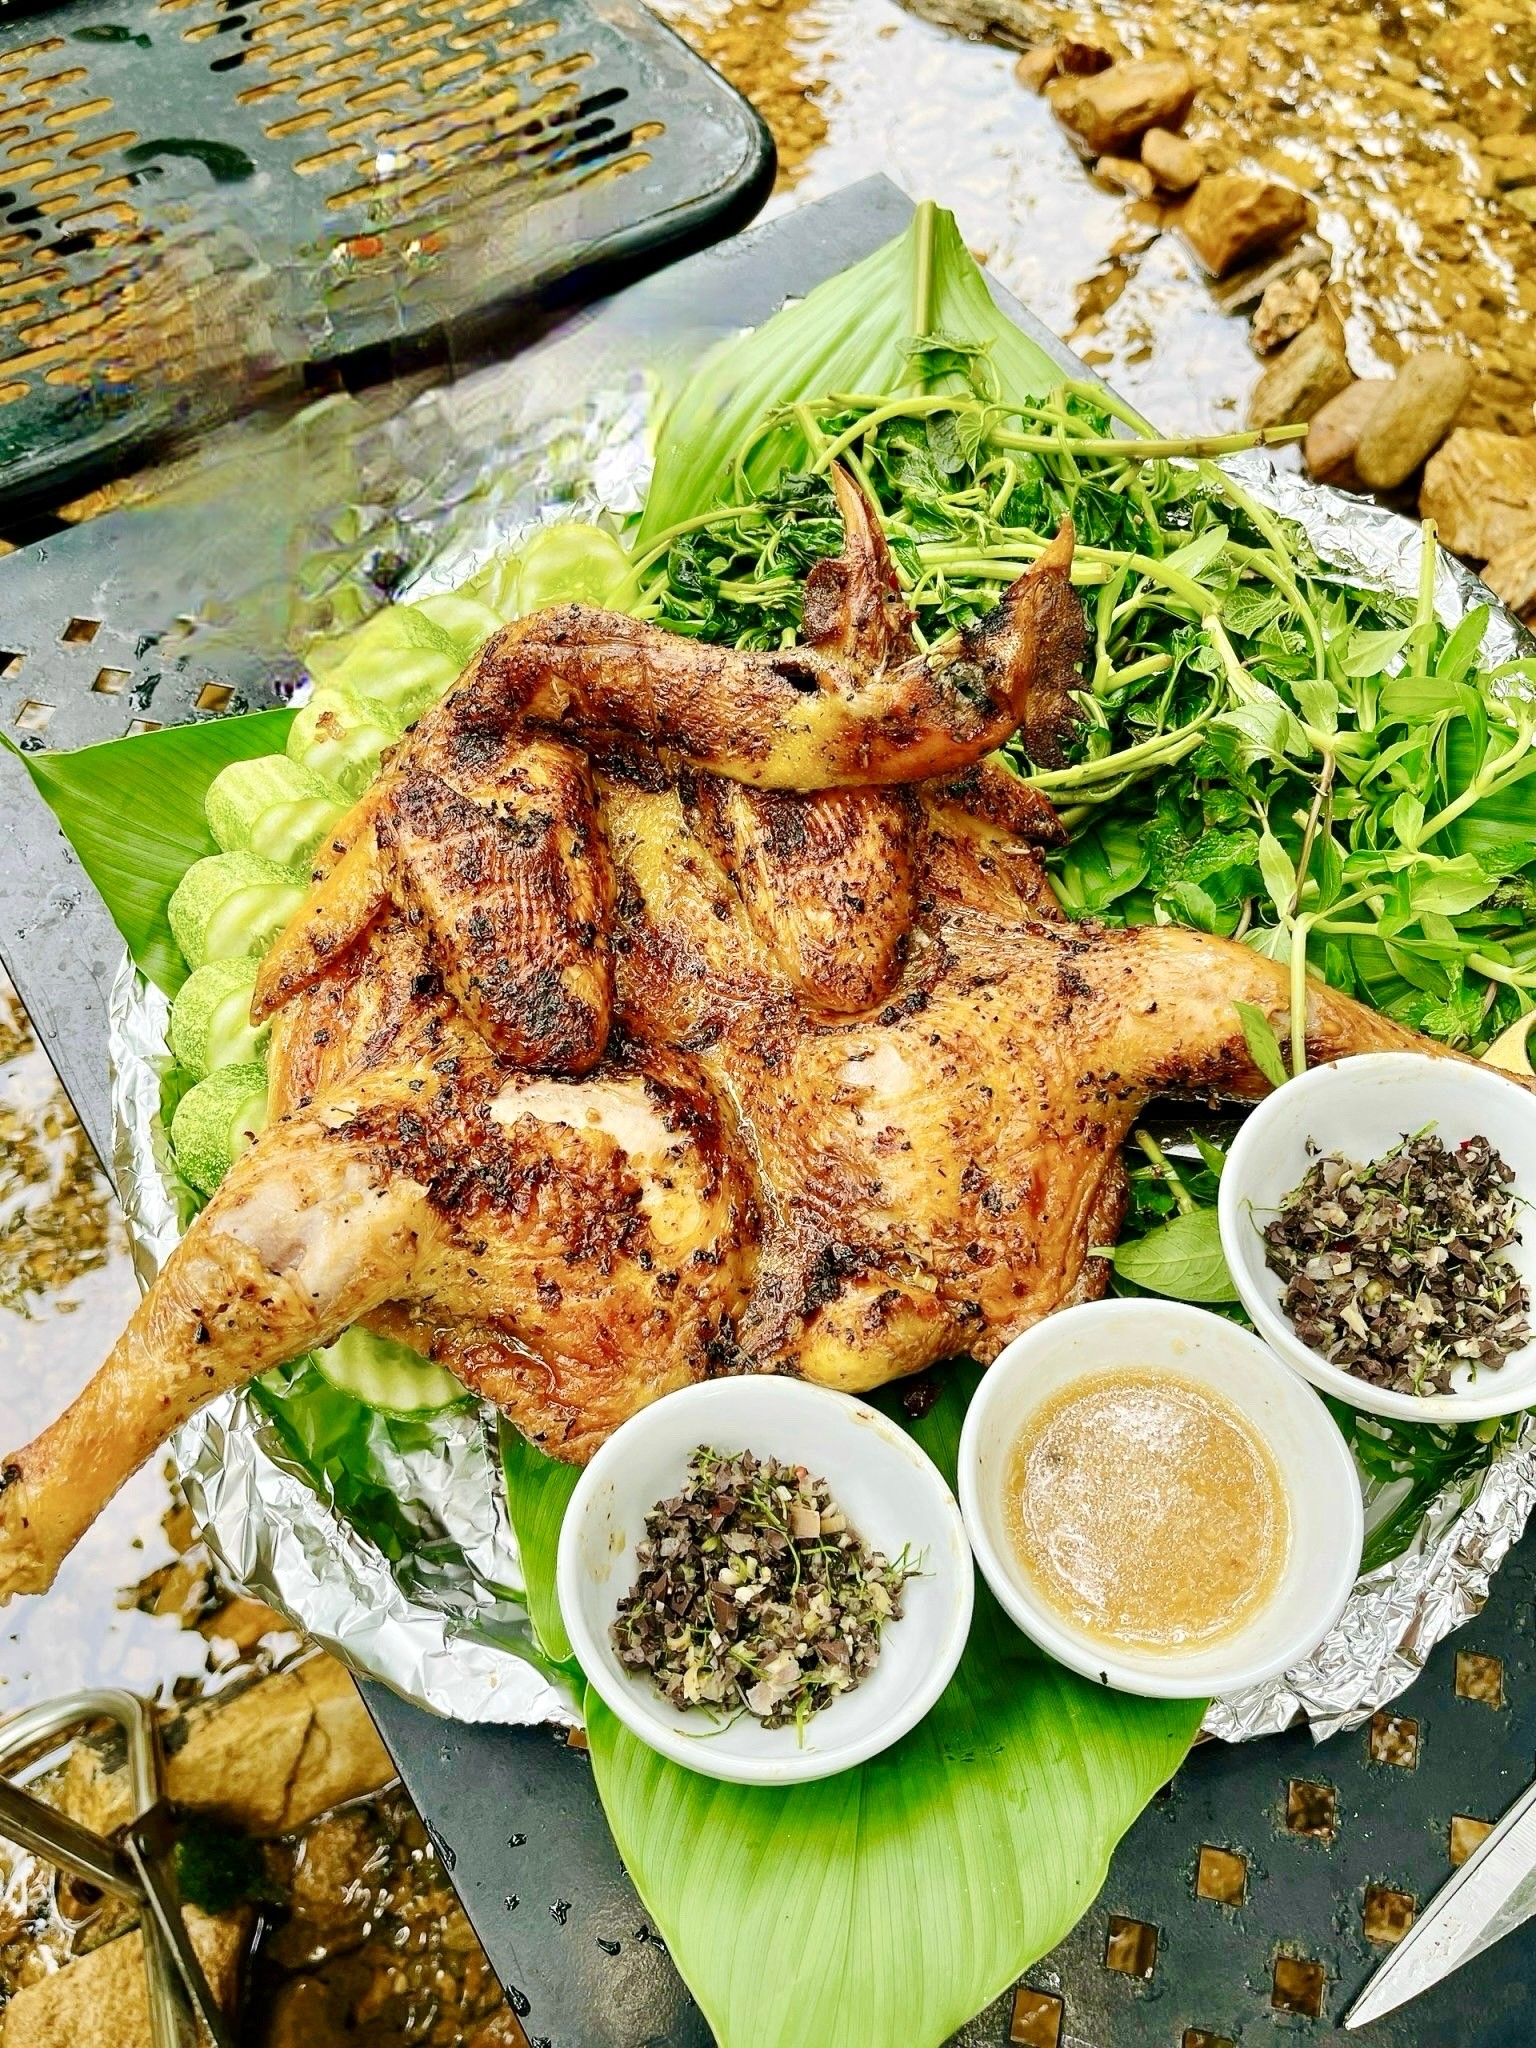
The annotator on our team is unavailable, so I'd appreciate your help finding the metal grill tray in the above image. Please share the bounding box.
[0,0,773,512]
[3,178,1535,2045]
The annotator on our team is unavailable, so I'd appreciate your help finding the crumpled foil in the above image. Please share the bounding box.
[107,407,1536,1737]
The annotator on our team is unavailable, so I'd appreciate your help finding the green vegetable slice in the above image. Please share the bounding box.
[170,1062,268,1195]
[168,956,266,1077]
[286,685,400,796]
[313,1325,464,1416]
[204,755,345,866]
[587,1366,1201,2048]
[512,524,633,614]
[167,852,306,969]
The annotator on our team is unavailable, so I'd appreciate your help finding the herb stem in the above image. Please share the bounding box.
[1133,1128,1195,1213]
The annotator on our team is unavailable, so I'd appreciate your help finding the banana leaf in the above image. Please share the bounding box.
[10,708,295,997]
[588,1364,1202,2048]
[637,203,1065,546]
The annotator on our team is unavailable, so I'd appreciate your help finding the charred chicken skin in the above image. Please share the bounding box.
[0,469,1434,1599]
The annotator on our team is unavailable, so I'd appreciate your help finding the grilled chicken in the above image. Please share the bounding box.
[0,471,1436,1599]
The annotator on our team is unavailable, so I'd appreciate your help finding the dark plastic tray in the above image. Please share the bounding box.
[3,178,1534,2046]
[0,0,773,513]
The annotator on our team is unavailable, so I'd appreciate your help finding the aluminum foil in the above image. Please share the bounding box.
[106,411,1536,1737]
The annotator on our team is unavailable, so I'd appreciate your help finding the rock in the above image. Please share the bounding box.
[1304,379,1391,487]
[1,1907,248,2048]
[1247,316,1353,430]
[1251,268,1322,354]
[1354,350,1474,490]
[1013,44,1058,93]
[1141,126,1203,192]
[1179,175,1312,278]
[1482,134,1536,188]
[1095,155,1157,200]
[265,1977,344,2048]
[199,1594,294,1651]
[1420,429,1536,560]
[1047,57,1196,157]
[1058,34,1115,75]
[53,1655,394,1841]
[1483,525,1536,623]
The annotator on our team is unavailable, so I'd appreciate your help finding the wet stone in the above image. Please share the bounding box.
[1362,1886,1416,1945]
[1103,1916,1158,1977]
[1304,378,1390,489]
[1010,1985,1064,2047]
[1271,1955,1327,2018]
[1286,1779,1337,1838]
[1450,1815,1495,1867]
[1179,174,1312,279]
[1455,1651,1505,1706]
[1247,314,1352,429]
[1368,1712,1419,1768]
[1141,125,1202,192]
[1354,349,1474,489]
[1195,1845,1247,1906]
[1048,56,1196,156]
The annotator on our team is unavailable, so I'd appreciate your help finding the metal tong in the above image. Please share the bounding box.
[0,1689,235,2048]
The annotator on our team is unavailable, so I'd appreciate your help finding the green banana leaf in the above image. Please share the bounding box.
[587,1365,1203,2048]
[637,202,1065,546]
[11,708,295,997]
[499,1419,581,1665]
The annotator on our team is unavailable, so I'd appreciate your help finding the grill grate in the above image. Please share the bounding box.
[0,0,773,509]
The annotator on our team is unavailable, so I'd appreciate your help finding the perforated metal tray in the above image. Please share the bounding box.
[0,0,774,511]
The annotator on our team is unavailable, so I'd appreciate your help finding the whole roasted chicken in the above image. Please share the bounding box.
[1,470,1428,1598]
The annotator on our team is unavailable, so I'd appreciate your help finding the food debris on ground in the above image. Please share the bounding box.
[1262,1133,1531,1397]
[611,1448,911,1732]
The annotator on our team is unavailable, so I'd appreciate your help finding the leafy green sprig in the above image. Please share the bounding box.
[632,370,1536,1059]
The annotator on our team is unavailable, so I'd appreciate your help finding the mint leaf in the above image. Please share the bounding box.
[1112,1207,1238,1303]
[1234,999,1289,1087]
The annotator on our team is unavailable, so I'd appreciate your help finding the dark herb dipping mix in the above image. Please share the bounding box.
[611,1448,911,1732]
[1263,1131,1531,1396]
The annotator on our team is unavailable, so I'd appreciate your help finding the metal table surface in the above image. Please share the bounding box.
[2,177,1535,2045]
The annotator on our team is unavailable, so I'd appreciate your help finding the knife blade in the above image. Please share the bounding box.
[1345,1772,1536,2028]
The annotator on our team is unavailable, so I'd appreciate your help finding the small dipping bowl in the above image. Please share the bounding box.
[958,1299,1363,1698]
[557,1377,973,1785]
[1219,1051,1536,1423]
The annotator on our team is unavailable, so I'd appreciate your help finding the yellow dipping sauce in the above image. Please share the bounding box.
[1004,1368,1290,1653]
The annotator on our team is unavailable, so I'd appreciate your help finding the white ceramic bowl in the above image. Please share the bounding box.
[557,1377,973,1784]
[1219,1052,1536,1422]
[957,1299,1363,1698]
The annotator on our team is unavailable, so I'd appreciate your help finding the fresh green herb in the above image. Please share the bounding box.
[1112,1206,1239,1304]
[611,1447,911,1735]
[632,216,1536,1059]
[1234,1000,1290,1088]
[1262,1131,1531,1395]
